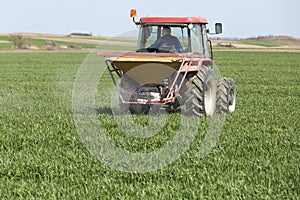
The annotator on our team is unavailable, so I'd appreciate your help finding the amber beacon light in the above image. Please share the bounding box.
[130,9,137,18]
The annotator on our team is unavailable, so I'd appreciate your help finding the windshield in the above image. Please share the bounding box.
[136,24,204,54]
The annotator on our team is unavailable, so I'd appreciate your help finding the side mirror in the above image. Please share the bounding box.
[215,23,222,34]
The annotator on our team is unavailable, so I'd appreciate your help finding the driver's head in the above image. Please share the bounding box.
[162,26,171,35]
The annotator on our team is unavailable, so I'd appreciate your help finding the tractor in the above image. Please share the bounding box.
[99,9,236,116]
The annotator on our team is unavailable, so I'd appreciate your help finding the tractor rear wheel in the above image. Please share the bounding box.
[216,78,236,114]
[183,67,217,116]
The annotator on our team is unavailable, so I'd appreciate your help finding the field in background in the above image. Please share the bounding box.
[0,33,137,52]
[0,50,299,198]
[1,33,300,52]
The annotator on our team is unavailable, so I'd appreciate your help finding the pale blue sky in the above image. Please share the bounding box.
[1,0,299,38]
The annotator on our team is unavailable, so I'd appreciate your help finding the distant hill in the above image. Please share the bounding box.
[212,35,300,50]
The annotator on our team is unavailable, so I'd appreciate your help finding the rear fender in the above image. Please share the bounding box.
[180,58,212,72]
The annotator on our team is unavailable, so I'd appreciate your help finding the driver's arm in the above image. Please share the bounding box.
[147,38,162,52]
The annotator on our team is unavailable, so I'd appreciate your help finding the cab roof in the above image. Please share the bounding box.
[140,16,208,24]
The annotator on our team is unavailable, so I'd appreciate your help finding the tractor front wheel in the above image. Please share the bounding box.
[184,67,217,116]
[216,78,236,114]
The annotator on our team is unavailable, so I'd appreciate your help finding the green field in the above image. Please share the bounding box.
[0,51,299,199]
[238,40,280,47]
[0,34,137,51]
[0,37,98,50]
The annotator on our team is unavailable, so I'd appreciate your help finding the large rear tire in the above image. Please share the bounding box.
[183,67,217,116]
[216,78,236,114]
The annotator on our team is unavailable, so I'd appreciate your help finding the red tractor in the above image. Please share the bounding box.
[100,9,236,116]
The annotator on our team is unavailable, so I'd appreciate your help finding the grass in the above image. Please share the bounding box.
[0,36,12,50]
[0,36,10,40]
[238,39,280,47]
[29,38,99,49]
[0,43,12,50]
[0,35,102,50]
[0,51,299,199]
[0,34,137,51]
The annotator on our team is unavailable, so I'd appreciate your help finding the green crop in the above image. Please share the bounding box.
[0,51,299,199]
[238,40,280,47]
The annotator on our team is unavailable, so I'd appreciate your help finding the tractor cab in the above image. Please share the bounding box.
[131,10,222,59]
[136,19,209,56]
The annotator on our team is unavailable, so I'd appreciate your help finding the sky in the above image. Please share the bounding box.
[1,0,299,39]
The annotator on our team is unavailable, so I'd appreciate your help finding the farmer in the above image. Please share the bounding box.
[147,26,183,53]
